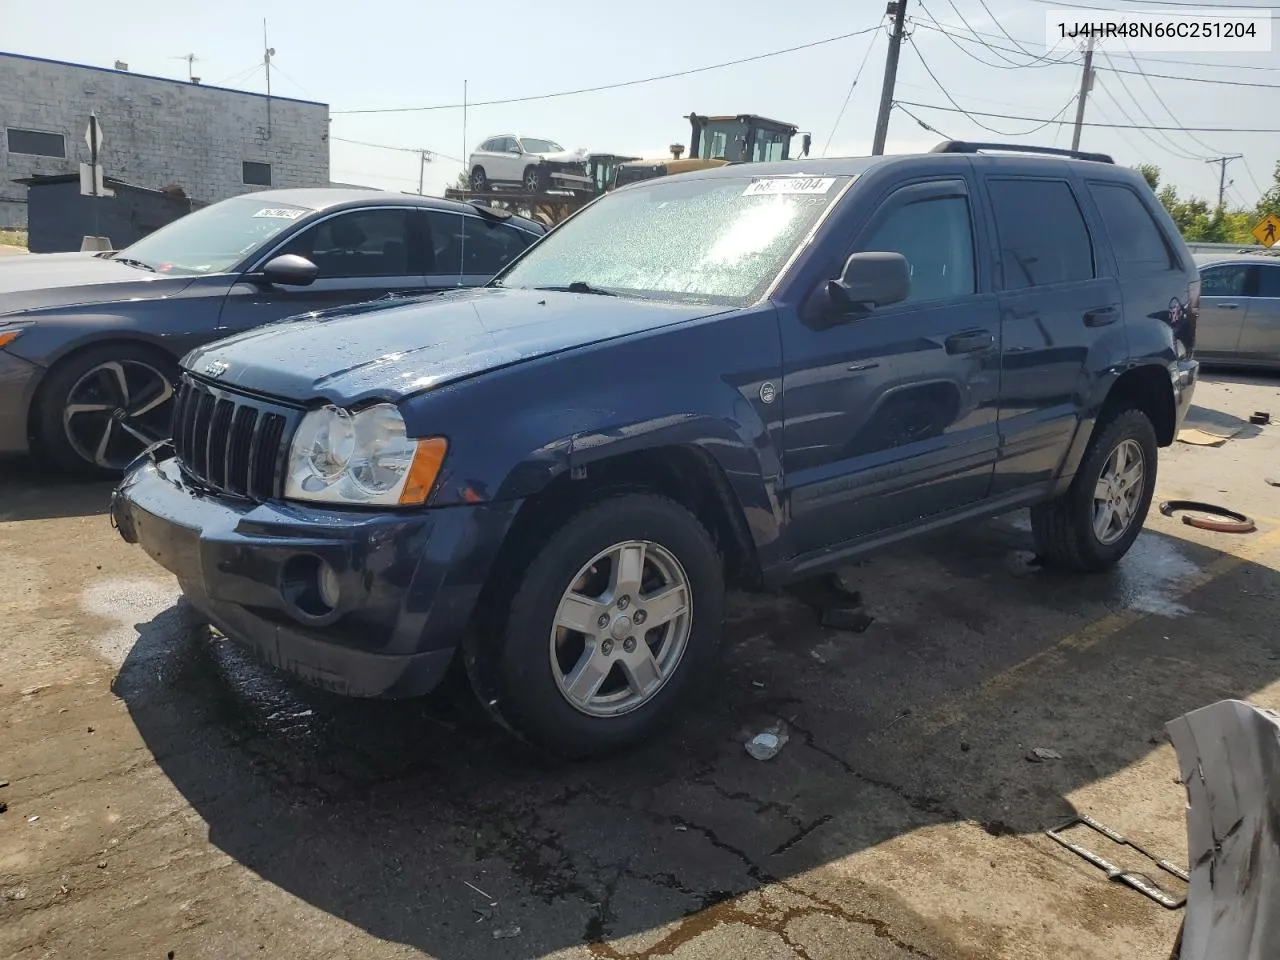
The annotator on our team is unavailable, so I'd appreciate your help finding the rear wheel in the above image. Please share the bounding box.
[470,166,488,191]
[1031,408,1158,571]
[36,343,177,476]
[466,493,724,758]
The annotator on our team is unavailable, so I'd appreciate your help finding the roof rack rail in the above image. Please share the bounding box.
[930,140,1115,165]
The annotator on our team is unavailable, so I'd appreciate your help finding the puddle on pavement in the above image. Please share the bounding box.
[203,627,326,741]
[1109,534,1199,617]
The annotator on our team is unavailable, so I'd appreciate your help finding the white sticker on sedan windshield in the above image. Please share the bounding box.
[742,177,836,197]
[252,207,307,219]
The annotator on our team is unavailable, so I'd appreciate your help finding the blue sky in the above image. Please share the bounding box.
[6,0,1279,206]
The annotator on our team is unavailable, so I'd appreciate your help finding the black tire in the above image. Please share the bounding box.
[35,342,178,477]
[465,493,725,758]
[1031,408,1158,572]
[523,165,546,193]
[470,166,488,191]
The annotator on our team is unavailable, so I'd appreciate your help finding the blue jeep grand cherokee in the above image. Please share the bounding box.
[112,142,1199,757]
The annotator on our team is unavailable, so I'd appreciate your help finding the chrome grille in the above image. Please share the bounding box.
[171,375,296,499]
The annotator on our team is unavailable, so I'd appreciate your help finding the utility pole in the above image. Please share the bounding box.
[1207,155,1243,208]
[1070,34,1096,152]
[872,0,908,156]
[418,150,431,195]
[263,20,275,140]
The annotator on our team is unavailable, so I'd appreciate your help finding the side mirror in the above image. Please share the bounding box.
[258,254,319,287]
[828,252,910,310]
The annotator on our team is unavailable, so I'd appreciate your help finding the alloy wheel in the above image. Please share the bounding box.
[1093,438,1145,545]
[549,539,692,717]
[62,359,174,470]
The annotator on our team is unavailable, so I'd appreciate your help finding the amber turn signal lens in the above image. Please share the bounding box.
[0,330,23,350]
[399,437,448,505]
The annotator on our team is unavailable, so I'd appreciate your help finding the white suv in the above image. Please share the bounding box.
[468,136,589,193]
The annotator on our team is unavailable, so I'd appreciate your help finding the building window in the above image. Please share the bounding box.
[7,128,66,159]
[242,161,272,186]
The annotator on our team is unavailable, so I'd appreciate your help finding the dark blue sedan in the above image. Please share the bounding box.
[0,188,544,474]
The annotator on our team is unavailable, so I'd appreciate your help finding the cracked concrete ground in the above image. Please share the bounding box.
[3,372,1280,960]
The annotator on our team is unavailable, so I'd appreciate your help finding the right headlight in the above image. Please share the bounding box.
[284,403,447,507]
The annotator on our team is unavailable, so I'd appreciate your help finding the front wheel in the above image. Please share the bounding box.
[523,165,547,193]
[36,343,178,476]
[470,166,488,191]
[466,494,725,758]
[1031,408,1158,571]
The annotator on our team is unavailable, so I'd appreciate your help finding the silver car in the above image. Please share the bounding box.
[1194,253,1280,370]
[468,136,589,193]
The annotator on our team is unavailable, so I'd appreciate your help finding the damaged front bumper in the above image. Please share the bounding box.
[110,453,518,698]
[1166,699,1280,960]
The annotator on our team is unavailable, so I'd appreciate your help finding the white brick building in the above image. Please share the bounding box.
[0,52,330,228]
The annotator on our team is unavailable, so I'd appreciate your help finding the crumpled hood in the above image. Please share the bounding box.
[0,252,192,316]
[184,288,728,406]
[534,149,587,164]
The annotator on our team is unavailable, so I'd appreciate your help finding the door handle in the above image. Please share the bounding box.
[945,330,995,354]
[1218,302,1240,310]
[847,361,880,372]
[1083,306,1119,327]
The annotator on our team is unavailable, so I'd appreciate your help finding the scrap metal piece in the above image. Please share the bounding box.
[1045,813,1188,909]
[1166,699,1280,960]
[1158,500,1256,534]
[1249,412,1270,426]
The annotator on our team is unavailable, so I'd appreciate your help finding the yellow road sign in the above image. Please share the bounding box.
[1252,213,1280,248]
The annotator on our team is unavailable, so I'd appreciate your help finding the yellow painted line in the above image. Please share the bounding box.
[906,522,1280,738]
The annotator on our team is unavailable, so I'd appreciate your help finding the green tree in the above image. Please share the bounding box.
[1138,164,1256,244]
[1255,160,1280,221]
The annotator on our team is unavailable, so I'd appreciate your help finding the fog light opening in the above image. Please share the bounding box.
[281,555,340,619]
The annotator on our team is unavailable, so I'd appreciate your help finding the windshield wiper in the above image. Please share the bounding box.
[111,256,156,273]
[535,281,617,297]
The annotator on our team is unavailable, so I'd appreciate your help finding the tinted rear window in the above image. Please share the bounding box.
[987,179,1094,290]
[1087,182,1178,275]
[1257,264,1280,298]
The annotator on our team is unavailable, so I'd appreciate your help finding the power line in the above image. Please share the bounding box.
[894,100,1280,133]
[331,136,464,164]
[1095,49,1208,161]
[974,0,1044,61]
[1092,76,1196,161]
[904,32,1078,137]
[915,2,1078,69]
[1107,0,1276,6]
[909,16,1280,72]
[332,25,881,115]
[941,0,1077,66]
[1116,40,1225,157]
[894,102,952,139]
[1087,93,1150,159]
[823,27,883,156]
[1027,0,1277,15]
[1242,157,1267,197]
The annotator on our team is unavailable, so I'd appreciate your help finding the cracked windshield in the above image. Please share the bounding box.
[499,175,851,305]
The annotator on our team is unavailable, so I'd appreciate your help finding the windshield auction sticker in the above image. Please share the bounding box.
[743,177,837,197]
[252,208,308,219]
